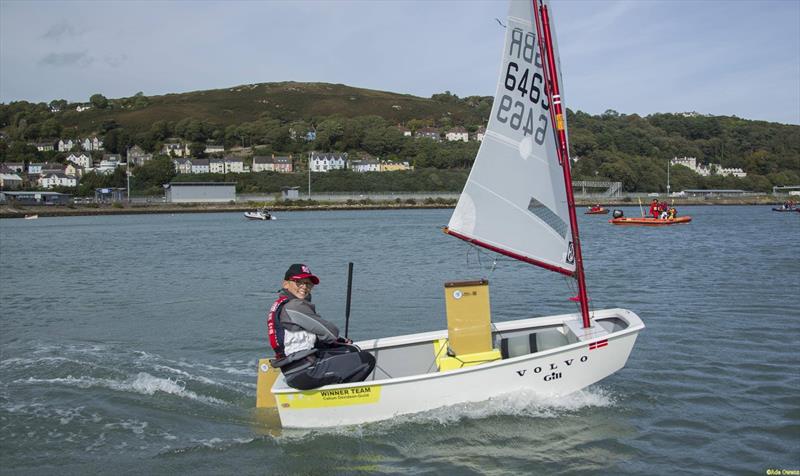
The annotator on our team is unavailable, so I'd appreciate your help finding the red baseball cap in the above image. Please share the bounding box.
[284,263,320,284]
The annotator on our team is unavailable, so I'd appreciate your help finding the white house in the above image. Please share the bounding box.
[309,152,348,172]
[445,127,469,142]
[82,137,104,151]
[224,157,244,173]
[718,167,747,178]
[97,154,122,175]
[58,139,76,152]
[38,172,77,189]
[671,156,746,178]
[207,157,244,174]
[173,158,192,174]
[162,140,189,157]
[209,158,225,174]
[66,152,93,169]
[27,163,44,175]
[191,159,210,174]
[350,157,381,173]
[475,126,486,142]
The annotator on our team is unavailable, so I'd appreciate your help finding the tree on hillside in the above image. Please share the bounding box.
[49,99,68,111]
[189,142,207,158]
[90,94,108,109]
[39,118,62,138]
[132,156,176,191]
[315,117,345,151]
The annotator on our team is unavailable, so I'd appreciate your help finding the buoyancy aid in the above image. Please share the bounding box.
[267,294,291,358]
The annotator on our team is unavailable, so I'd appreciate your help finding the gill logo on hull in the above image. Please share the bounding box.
[516,355,589,382]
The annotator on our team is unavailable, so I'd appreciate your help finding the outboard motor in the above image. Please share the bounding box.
[612,209,624,218]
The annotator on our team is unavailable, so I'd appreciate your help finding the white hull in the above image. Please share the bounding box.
[244,212,275,220]
[270,308,643,428]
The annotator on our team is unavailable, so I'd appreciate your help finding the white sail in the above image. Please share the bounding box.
[448,0,574,275]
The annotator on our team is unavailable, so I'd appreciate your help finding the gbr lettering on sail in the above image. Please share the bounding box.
[496,26,550,144]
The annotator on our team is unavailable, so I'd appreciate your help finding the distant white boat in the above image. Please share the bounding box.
[24,214,38,220]
[244,210,275,221]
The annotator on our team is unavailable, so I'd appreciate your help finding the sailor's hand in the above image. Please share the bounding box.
[337,337,352,344]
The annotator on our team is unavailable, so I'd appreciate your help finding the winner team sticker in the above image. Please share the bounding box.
[277,385,381,409]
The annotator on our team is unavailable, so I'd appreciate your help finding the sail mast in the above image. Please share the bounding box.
[532,0,592,329]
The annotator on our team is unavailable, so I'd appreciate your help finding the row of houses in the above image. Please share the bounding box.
[35,137,107,152]
[172,152,413,175]
[671,156,747,178]
[395,125,485,142]
[0,153,129,190]
[35,122,484,157]
[0,170,77,189]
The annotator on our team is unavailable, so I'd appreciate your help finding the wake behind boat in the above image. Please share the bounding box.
[256,0,643,429]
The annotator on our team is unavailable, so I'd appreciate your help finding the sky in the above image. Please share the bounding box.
[1,0,798,125]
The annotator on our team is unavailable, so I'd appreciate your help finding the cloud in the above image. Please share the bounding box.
[42,21,82,40]
[39,51,93,67]
[103,54,128,68]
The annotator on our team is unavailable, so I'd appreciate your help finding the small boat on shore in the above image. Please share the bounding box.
[610,216,692,226]
[244,209,275,221]
[585,207,608,215]
[24,214,38,220]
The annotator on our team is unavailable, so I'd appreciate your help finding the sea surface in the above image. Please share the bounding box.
[1,206,798,475]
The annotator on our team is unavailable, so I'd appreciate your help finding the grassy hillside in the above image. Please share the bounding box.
[55,82,490,134]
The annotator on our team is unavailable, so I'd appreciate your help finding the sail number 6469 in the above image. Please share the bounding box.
[497,95,548,145]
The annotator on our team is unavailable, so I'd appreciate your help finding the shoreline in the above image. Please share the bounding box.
[0,197,788,219]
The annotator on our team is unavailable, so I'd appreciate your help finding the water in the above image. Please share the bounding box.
[1,206,798,475]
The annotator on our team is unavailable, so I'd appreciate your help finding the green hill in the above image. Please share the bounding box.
[51,82,491,135]
[1,81,798,196]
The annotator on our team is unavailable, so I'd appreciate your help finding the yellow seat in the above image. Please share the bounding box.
[433,338,501,372]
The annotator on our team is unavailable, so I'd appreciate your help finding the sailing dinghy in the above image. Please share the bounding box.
[256,0,644,429]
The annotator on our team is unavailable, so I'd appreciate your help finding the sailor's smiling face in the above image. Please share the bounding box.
[285,278,315,300]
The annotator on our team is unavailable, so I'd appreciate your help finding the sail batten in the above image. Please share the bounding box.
[447,0,575,275]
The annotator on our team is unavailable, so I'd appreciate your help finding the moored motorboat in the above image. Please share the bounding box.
[244,210,275,220]
[24,214,38,220]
